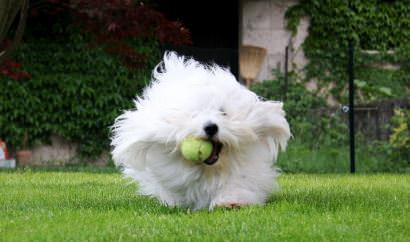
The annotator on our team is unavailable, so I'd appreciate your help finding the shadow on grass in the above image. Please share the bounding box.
[0,166,119,174]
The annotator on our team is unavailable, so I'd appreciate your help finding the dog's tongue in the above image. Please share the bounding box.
[203,141,222,165]
[204,154,218,165]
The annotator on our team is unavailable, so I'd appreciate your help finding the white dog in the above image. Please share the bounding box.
[111,52,290,210]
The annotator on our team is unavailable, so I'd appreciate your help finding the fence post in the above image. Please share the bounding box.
[283,45,289,101]
[348,40,356,173]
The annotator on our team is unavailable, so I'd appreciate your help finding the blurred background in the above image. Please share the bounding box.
[0,0,408,172]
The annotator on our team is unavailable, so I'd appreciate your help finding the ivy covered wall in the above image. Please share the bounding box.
[285,0,410,103]
[0,35,160,159]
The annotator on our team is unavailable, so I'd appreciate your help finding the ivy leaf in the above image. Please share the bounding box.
[354,79,367,88]
[378,87,392,96]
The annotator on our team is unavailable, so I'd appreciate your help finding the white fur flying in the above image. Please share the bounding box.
[111,52,291,210]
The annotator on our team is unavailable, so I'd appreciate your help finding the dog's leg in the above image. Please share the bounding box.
[211,186,269,209]
[210,168,276,209]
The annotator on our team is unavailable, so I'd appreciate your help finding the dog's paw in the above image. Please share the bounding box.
[221,202,242,209]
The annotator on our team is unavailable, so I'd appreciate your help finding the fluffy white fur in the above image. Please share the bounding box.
[111,52,291,210]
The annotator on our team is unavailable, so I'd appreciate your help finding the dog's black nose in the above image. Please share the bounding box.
[204,123,218,137]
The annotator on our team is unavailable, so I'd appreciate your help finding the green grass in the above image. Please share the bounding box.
[1,170,409,241]
[277,141,409,173]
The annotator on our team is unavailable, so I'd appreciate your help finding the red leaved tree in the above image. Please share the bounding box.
[38,0,192,69]
[1,0,192,79]
[0,0,30,81]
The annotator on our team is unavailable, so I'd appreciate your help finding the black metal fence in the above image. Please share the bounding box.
[275,43,409,173]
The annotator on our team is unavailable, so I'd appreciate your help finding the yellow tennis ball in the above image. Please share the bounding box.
[181,137,213,163]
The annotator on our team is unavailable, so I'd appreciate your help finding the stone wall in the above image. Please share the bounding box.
[31,135,109,166]
[241,0,309,81]
[31,135,78,166]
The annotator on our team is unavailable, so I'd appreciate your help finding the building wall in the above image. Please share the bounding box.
[241,0,309,82]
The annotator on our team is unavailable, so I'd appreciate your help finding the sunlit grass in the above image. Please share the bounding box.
[1,170,409,241]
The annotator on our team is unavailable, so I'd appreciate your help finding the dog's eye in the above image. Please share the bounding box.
[219,108,227,116]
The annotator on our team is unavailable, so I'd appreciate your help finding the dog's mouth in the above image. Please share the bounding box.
[203,140,223,165]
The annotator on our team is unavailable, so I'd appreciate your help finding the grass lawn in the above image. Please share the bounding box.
[1,170,409,241]
[276,141,409,173]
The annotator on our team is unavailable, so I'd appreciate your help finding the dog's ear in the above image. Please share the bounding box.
[250,101,291,151]
[111,109,157,170]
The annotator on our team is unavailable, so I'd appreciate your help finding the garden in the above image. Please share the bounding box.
[0,0,409,241]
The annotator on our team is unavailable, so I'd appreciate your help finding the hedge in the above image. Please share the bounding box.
[0,34,160,158]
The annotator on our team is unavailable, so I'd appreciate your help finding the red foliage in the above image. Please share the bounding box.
[30,0,65,17]
[1,0,191,79]
[71,2,191,42]
[33,0,192,69]
[0,60,31,81]
[0,39,31,81]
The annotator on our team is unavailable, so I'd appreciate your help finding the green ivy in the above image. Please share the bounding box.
[0,34,161,158]
[251,72,348,147]
[374,108,410,170]
[285,0,410,103]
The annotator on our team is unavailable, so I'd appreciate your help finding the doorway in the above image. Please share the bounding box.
[154,0,239,77]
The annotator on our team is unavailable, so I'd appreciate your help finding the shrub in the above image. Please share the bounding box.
[0,34,160,158]
[285,0,410,103]
[251,72,348,147]
[251,74,410,172]
[251,72,325,118]
[375,108,410,170]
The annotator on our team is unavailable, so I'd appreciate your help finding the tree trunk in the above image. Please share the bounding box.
[0,0,28,64]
